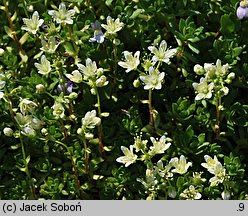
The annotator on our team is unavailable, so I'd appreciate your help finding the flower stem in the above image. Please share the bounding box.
[54,140,83,199]
[113,42,118,89]
[59,118,68,140]
[148,89,156,133]
[82,137,90,176]
[94,85,104,157]
[20,134,36,199]
[215,96,221,138]
[3,0,23,53]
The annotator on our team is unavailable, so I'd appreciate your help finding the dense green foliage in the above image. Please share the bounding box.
[0,0,248,200]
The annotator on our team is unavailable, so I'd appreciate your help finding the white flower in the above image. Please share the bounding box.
[201,155,219,170]
[116,145,138,167]
[180,185,202,200]
[149,135,171,154]
[34,55,51,75]
[201,155,226,187]
[77,58,102,79]
[19,99,37,115]
[192,77,214,100]
[40,37,60,53]
[101,16,124,34]
[21,11,44,34]
[52,103,65,119]
[215,59,229,77]
[170,155,192,174]
[209,162,226,186]
[65,70,82,83]
[140,66,165,90]
[154,160,173,178]
[118,51,140,73]
[82,110,101,129]
[48,2,75,25]
[148,40,177,64]
[133,134,148,152]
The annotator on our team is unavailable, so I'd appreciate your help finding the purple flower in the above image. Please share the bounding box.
[237,6,248,19]
[57,77,73,94]
[89,21,104,44]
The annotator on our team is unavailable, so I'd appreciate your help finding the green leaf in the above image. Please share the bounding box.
[220,14,235,35]
[188,42,200,54]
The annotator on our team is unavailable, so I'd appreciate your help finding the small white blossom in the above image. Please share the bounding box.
[52,103,65,119]
[209,162,226,186]
[154,160,173,178]
[140,66,165,90]
[77,58,102,79]
[180,185,202,200]
[118,51,140,73]
[133,134,148,152]
[149,135,171,154]
[170,155,192,174]
[116,145,138,167]
[148,40,177,64]
[40,37,60,53]
[34,55,51,75]
[19,99,37,115]
[48,2,75,25]
[82,110,101,129]
[21,11,44,34]
[65,70,82,83]
[215,59,229,77]
[192,77,214,100]
[101,16,124,34]
[201,155,219,170]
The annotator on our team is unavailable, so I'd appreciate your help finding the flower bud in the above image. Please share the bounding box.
[194,64,204,75]
[227,72,235,80]
[36,84,45,93]
[221,86,229,96]
[133,79,140,88]
[0,48,4,56]
[168,186,177,198]
[68,92,78,99]
[85,132,94,140]
[89,87,95,95]
[27,5,34,12]
[3,127,13,137]
[96,75,108,87]
[77,127,83,135]
[113,38,120,46]
[41,128,48,136]
[221,191,231,200]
